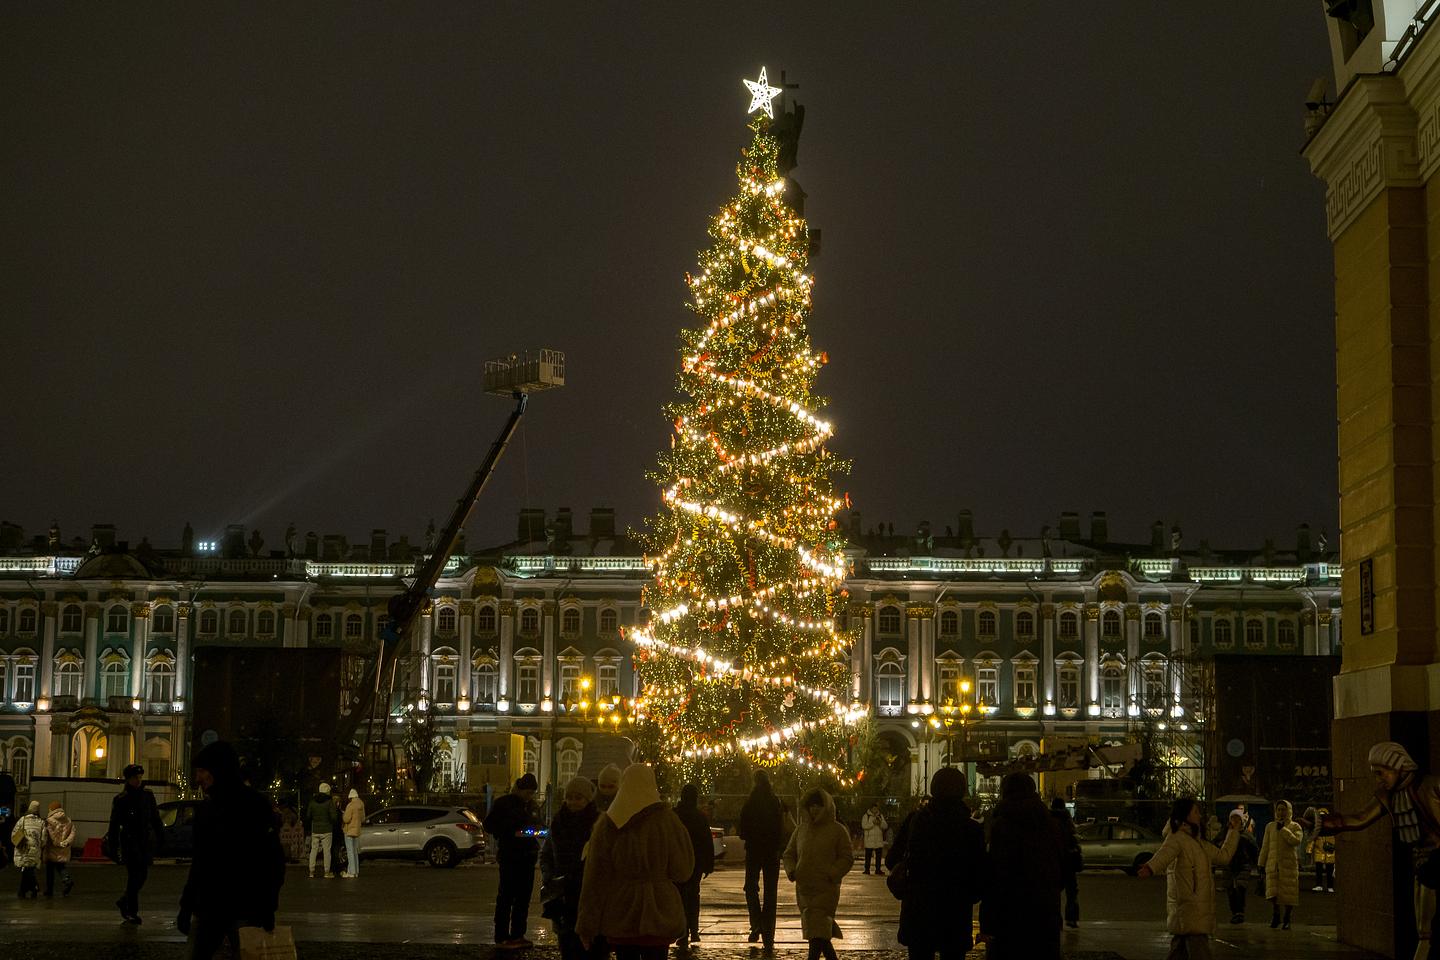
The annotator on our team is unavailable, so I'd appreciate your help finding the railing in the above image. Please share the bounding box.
[0,556,82,577]
[508,556,650,573]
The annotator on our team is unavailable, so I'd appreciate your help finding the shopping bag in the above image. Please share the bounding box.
[238,925,297,960]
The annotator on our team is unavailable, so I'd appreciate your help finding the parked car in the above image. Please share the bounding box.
[710,826,726,861]
[357,805,484,868]
[156,799,205,858]
[1076,819,1162,874]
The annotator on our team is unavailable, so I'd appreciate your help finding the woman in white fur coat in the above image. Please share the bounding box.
[1259,799,1304,929]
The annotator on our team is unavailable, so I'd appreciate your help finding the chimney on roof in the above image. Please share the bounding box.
[1150,520,1165,552]
[370,529,388,562]
[91,524,117,549]
[223,524,246,559]
[321,534,347,562]
[553,507,574,541]
[1296,523,1312,561]
[589,507,616,539]
[1090,511,1108,545]
[518,508,546,543]
[956,509,974,544]
[305,531,319,559]
[1058,512,1080,541]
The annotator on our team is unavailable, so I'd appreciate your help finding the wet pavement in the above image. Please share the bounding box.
[0,859,1385,959]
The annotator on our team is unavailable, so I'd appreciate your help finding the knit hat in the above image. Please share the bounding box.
[318,782,332,795]
[565,776,596,801]
[27,800,39,814]
[122,763,144,779]
[48,800,61,812]
[596,764,622,794]
[193,740,242,786]
[515,773,538,791]
[1368,741,1419,773]
[931,766,968,800]
[348,788,359,800]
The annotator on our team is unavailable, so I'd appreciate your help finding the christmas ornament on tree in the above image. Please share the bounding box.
[630,69,862,783]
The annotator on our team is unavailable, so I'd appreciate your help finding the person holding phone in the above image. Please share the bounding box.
[1137,801,1242,959]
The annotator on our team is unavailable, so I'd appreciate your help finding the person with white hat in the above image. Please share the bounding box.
[341,788,365,878]
[11,799,45,898]
[305,783,339,879]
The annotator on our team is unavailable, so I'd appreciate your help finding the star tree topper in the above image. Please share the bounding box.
[743,67,782,118]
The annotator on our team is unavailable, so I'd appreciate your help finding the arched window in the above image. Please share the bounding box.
[313,613,333,639]
[256,610,276,636]
[10,744,30,787]
[147,660,175,705]
[1214,618,1233,649]
[18,608,37,634]
[1278,620,1297,650]
[938,610,958,637]
[472,660,497,704]
[1058,611,1079,640]
[978,611,997,638]
[561,607,581,636]
[877,606,901,636]
[435,661,457,703]
[1101,610,1121,639]
[199,610,219,636]
[557,738,582,785]
[152,606,175,634]
[599,608,618,634]
[1142,659,1166,708]
[1014,659,1037,705]
[344,614,363,639]
[476,605,497,635]
[875,657,904,716]
[436,607,457,634]
[1056,658,1082,709]
[1101,664,1125,715]
[976,662,999,707]
[1143,613,1164,640]
[520,608,540,635]
[61,605,83,633]
[102,659,129,702]
[227,609,247,636]
[1016,611,1035,637]
[106,605,129,634]
[937,658,962,703]
[54,659,82,699]
[1245,619,1265,650]
[0,607,12,635]
[523,737,539,778]
[72,725,108,779]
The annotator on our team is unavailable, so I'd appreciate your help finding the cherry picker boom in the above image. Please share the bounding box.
[335,349,565,778]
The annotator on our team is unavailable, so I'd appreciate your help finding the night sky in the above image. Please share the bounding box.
[2,4,1338,554]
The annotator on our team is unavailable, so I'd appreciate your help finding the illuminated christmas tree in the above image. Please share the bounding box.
[631,69,862,784]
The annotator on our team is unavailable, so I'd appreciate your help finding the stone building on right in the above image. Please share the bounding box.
[1306,4,1440,957]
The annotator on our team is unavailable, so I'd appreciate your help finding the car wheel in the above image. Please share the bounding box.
[425,839,458,868]
[1128,852,1152,875]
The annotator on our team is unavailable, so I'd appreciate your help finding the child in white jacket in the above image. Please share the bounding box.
[1138,800,1242,959]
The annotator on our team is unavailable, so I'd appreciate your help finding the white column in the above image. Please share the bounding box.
[920,611,935,702]
[1042,604,1055,703]
[39,602,56,697]
[1170,611,1184,702]
[1085,608,1100,706]
[1302,612,1317,656]
[83,604,100,702]
[175,605,190,700]
[131,604,149,700]
[499,602,514,697]
[1126,608,1140,710]
[542,602,555,697]
[419,609,433,695]
[907,613,920,704]
[858,607,873,701]
[459,602,473,699]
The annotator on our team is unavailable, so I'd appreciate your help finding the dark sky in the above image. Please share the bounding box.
[2,3,1338,554]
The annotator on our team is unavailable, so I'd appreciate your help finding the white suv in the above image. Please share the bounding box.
[357,805,485,868]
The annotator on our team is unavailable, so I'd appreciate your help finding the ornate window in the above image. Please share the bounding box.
[1058,611,1079,640]
[146,659,175,705]
[938,658,962,704]
[152,606,175,634]
[106,605,129,635]
[54,659,82,699]
[1213,618,1233,649]
[256,610,276,637]
[1101,664,1125,716]
[313,613,333,639]
[1016,610,1035,638]
[199,609,219,636]
[559,663,582,702]
[561,607,581,636]
[18,608,37,635]
[1244,619,1265,650]
[436,606,457,635]
[1101,609,1121,639]
[476,605,497,635]
[13,660,36,703]
[976,663,999,708]
[0,608,10,635]
[1278,620,1298,650]
[557,738,582,785]
[435,661,457,703]
[9,744,29,787]
[523,737,539,778]
[515,651,541,704]
[519,607,540,636]
[1142,659,1166,709]
[875,655,904,717]
[61,605,83,633]
[228,609,247,636]
[1057,658,1081,710]
[1143,613,1164,640]
[1014,660,1037,706]
[344,614,363,639]
[472,659,497,705]
[977,611,997,638]
[938,610,959,637]
[877,606,901,636]
[101,657,129,701]
[597,660,620,700]
[598,608,619,634]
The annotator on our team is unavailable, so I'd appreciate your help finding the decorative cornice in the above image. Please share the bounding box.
[1305,75,1420,239]
[906,604,934,619]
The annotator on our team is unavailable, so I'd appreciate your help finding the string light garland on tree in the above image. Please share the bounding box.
[631,68,862,785]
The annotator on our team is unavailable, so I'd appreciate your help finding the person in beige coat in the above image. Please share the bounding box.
[341,789,365,878]
[1258,799,1303,930]
[783,788,852,960]
[43,801,76,897]
[1137,799,1241,959]
[576,764,694,960]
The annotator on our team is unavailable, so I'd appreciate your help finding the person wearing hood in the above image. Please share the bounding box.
[674,783,716,945]
[176,740,286,959]
[576,763,694,960]
[541,776,600,960]
[341,788,365,879]
[108,762,164,923]
[305,782,338,879]
[43,800,76,897]
[1138,800,1243,958]
[1258,799,1303,929]
[595,764,622,814]
[485,772,543,949]
[11,799,45,898]
[888,767,987,960]
[1049,796,1082,929]
[738,769,785,950]
[782,788,852,960]
[980,773,1065,960]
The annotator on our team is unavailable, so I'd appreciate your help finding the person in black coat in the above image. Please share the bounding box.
[1049,796,1082,928]
[176,740,286,959]
[541,776,600,960]
[674,783,716,945]
[738,770,785,950]
[980,773,1065,960]
[1223,814,1260,924]
[485,772,543,948]
[107,763,164,924]
[887,767,987,960]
